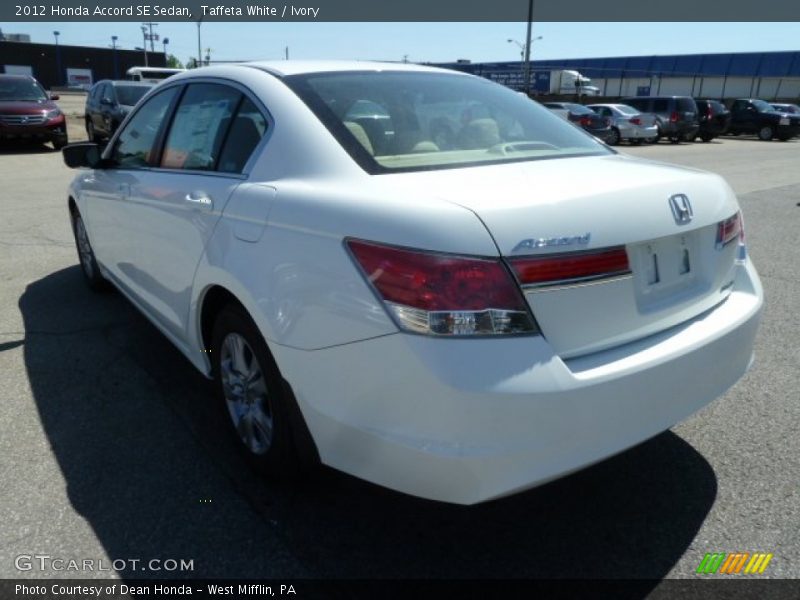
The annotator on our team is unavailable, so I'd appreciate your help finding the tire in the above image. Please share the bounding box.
[606,127,621,146]
[757,125,774,141]
[211,305,309,478]
[52,136,68,151]
[669,136,680,144]
[682,132,696,143]
[700,133,714,142]
[70,208,108,291]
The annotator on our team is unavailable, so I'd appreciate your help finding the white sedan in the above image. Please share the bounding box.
[62,61,763,505]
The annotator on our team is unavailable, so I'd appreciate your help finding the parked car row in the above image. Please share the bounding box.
[542,95,800,145]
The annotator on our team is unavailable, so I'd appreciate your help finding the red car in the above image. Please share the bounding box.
[0,74,68,150]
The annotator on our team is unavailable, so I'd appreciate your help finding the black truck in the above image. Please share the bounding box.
[728,98,800,141]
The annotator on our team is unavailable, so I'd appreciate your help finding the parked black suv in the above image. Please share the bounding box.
[691,99,731,142]
[85,80,154,142]
[621,96,699,143]
[728,98,800,141]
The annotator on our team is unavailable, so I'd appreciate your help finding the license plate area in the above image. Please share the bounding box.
[631,233,703,312]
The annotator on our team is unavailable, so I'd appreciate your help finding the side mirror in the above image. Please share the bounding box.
[49,93,60,101]
[62,143,103,169]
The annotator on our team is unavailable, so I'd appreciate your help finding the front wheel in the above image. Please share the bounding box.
[211,306,303,478]
[606,127,621,146]
[757,125,774,141]
[70,209,108,291]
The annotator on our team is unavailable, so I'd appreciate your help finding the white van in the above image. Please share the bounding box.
[125,67,185,84]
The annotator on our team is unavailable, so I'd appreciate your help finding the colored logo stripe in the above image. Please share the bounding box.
[744,553,774,574]
[697,552,773,574]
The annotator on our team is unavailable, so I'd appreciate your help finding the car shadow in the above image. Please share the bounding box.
[0,141,58,155]
[20,266,718,588]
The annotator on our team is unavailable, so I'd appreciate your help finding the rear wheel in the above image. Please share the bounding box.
[700,133,714,142]
[682,132,696,142]
[211,305,308,478]
[757,125,774,141]
[606,127,621,146]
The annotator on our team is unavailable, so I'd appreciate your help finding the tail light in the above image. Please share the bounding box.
[716,212,744,250]
[629,117,641,125]
[708,105,714,117]
[347,240,538,336]
[670,111,679,122]
[509,247,630,289]
[579,116,592,127]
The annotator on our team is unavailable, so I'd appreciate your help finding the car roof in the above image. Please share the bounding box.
[242,60,462,77]
[0,74,36,81]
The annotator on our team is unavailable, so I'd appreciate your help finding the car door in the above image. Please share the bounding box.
[114,82,269,342]
[80,85,181,284]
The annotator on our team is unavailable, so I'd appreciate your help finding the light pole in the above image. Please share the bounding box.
[196,18,203,68]
[53,31,61,87]
[508,35,542,91]
[163,37,169,66]
[140,26,149,66]
[111,35,118,78]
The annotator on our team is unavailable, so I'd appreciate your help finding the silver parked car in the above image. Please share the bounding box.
[587,103,658,145]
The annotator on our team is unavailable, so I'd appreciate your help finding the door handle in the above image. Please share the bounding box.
[185,192,213,210]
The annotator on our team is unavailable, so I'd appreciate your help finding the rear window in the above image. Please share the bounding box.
[615,104,638,115]
[563,103,594,115]
[284,71,610,173]
[115,85,151,106]
[676,98,697,112]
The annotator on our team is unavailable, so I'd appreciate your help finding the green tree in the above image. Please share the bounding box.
[166,54,183,69]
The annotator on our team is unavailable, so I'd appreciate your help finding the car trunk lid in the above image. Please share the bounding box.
[383,153,742,358]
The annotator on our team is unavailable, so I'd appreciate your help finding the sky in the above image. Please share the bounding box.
[1,22,798,66]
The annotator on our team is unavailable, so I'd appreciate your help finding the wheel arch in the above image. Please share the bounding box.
[198,283,321,467]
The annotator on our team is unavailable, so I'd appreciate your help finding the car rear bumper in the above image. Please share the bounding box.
[620,123,659,139]
[273,258,762,505]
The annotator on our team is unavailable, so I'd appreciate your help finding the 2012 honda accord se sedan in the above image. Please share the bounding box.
[62,62,763,505]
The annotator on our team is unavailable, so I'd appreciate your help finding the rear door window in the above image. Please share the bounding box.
[217,97,268,173]
[160,83,241,171]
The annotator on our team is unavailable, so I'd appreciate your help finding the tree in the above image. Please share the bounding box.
[166,54,183,69]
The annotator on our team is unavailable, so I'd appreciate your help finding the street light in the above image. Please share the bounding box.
[508,35,542,91]
[163,37,170,66]
[111,35,118,78]
[53,31,61,87]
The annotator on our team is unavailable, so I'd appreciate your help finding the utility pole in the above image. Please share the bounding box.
[140,26,149,66]
[523,0,534,95]
[204,47,212,66]
[142,21,158,52]
[285,46,289,60]
[196,17,203,68]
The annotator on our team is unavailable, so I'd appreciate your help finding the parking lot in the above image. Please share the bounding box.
[0,95,799,588]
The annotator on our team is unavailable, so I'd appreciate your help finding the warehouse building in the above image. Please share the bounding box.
[439,51,800,100]
[0,40,167,89]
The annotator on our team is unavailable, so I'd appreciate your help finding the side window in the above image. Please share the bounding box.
[102,84,114,104]
[161,83,241,171]
[652,99,669,113]
[111,87,178,169]
[217,97,268,173]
